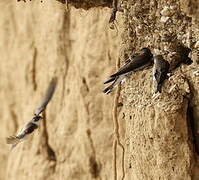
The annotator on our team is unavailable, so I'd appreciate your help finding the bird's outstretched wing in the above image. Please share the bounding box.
[34,77,57,116]
[6,136,20,144]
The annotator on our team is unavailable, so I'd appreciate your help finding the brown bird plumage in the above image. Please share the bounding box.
[153,55,170,93]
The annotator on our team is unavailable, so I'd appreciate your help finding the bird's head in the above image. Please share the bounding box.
[140,47,153,57]
[33,115,43,122]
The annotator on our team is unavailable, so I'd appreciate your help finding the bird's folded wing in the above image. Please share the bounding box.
[110,55,147,77]
[104,57,133,84]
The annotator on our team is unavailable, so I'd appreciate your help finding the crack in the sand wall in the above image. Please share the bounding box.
[86,129,101,179]
[32,47,37,91]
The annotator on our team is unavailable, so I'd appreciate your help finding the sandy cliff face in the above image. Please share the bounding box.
[0,0,199,180]
[121,0,199,179]
[0,1,122,180]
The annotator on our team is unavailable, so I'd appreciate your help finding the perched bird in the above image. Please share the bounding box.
[171,46,193,70]
[153,55,170,93]
[6,77,57,149]
[103,48,153,94]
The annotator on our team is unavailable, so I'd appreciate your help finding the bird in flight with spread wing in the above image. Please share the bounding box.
[6,77,57,149]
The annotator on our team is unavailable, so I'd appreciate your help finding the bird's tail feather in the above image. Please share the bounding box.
[103,84,114,94]
[11,143,18,150]
[103,76,116,84]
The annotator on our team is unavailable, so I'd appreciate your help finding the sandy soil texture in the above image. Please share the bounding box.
[0,0,199,180]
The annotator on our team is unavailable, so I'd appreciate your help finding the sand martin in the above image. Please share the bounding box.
[6,77,57,149]
[153,55,170,93]
[103,48,153,94]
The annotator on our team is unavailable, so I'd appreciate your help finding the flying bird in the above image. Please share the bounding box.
[6,77,57,149]
[103,48,153,94]
[153,55,170,93]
